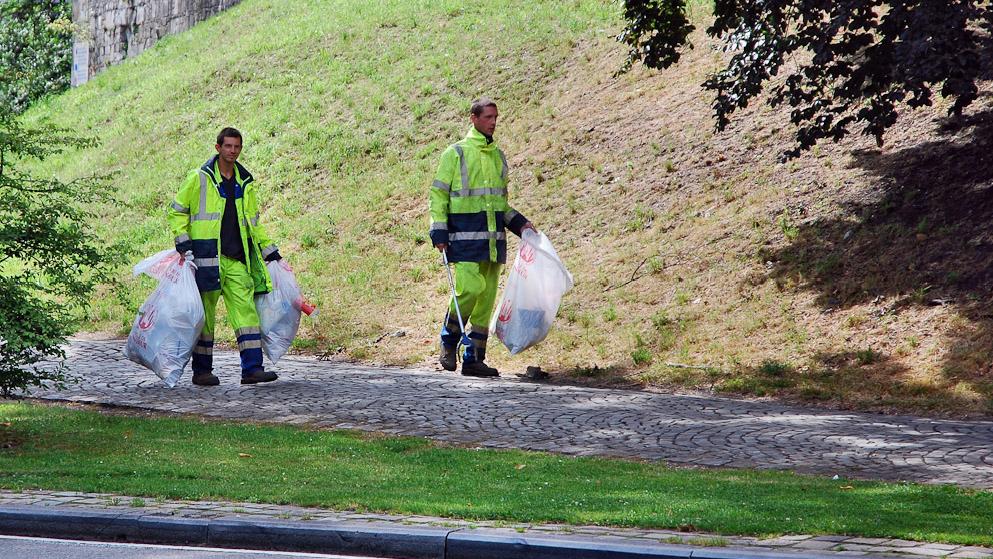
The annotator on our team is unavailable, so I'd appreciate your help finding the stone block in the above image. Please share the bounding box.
[207,518,449,558]
[446,529,693,559]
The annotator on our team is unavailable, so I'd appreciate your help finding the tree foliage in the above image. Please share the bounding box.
[0,0,73,115]
[0,113,118,397]
[619,0,990,157]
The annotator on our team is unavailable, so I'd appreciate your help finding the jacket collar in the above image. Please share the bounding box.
[201,155,254,186]
[464,127,496,150]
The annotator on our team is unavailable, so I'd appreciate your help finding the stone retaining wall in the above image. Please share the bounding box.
[71,0,241,83]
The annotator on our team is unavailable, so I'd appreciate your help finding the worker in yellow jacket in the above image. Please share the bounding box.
[167,127,281,386]
[429,98,536,377]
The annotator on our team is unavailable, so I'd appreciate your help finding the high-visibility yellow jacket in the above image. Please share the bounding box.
[429,127,528,263]
[167,156,277,293]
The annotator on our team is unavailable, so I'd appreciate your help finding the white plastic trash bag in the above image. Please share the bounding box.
[491,229,574,354]
[255,260,317,363]
[124,249,205,387]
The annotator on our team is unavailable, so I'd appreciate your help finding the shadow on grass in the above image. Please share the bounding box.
[758,107,993,414]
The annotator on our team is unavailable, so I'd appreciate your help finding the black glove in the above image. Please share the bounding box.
[264,249,282,262]
[175,240,193,255]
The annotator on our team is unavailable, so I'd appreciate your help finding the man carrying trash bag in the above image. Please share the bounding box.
[168,127,282,386]
[429,98,537,377]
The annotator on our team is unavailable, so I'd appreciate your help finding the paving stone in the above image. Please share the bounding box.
[922,544,967,551]
[757,539,800,547]
[838,544,893,552]
[902,547,957,557]
[955,547,993,554]
[796,539,843,550]
[887,540,928,548]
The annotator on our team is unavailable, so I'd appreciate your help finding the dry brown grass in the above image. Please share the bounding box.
[388,22,993,418]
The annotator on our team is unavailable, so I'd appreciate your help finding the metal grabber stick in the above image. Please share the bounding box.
[442,251,474,356]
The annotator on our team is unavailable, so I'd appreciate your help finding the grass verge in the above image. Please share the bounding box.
[0,401,990,544]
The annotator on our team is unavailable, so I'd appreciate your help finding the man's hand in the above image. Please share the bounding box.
[522,222,538,234]
[435,243,447,253]
[175,240,193,255]
[264,250,282,262]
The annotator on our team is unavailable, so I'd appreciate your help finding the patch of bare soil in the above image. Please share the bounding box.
[0,424,22,450]
[485,23,993,418]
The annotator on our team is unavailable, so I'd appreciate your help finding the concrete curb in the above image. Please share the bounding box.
[0,505,886,559]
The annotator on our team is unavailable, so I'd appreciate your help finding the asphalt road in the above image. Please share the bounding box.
[0,535,387,559]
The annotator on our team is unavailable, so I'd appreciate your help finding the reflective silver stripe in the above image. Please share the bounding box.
[192,172,220,222]
[449,231,506,241]
[506,209,520,222]
[250,213,259,227]
[238,339,263,350]
[450,187,506,197]
[497,148,509,183]
[194,257,219,267]
[261,245,278,259]
[430,221,448,231]
[192,346,213,355]
[236,326,261,337]
[432,179,451,192]
[453,144,469,189]
[171,201,190,214]
[175,233,191,244]
[198,334,214,342]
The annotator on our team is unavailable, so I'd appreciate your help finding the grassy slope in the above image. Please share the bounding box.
[24,0,993,415]
[25,0,614,351]
[2,402,991,542]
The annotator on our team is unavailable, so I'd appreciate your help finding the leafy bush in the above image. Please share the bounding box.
[0,0,72,115]
[0,113,119,396]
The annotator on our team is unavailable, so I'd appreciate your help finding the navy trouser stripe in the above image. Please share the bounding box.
[239,347,264,375]
[192,353,212,374]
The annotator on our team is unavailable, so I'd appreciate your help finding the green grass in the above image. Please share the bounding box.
[19,0,617,356]
[1,402,991,543]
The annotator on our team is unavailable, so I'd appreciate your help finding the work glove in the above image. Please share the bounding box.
[264,249,282,262]
[175,240,193,255]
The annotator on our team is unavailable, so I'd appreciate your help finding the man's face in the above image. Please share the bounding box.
[470,105,498,137]
[215,136,243,164]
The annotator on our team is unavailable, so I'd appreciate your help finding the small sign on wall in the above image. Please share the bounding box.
[71,42,90,87]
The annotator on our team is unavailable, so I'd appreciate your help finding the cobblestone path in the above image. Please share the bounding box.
[26,340,993,488]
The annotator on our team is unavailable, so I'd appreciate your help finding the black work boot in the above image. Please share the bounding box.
[192,371,220,386]
[461,360,499,377]
[439,344,458,371]
[241,369,278,384]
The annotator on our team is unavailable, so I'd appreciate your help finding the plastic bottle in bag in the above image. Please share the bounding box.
[491,230,573,354]
[255,260,318,363]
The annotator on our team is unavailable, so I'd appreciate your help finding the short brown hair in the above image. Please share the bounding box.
[470,97,497,117]
[216,127,242,146]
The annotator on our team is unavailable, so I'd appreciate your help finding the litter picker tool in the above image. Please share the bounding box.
[442,251,474,355]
